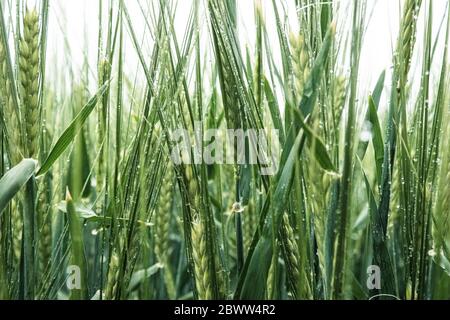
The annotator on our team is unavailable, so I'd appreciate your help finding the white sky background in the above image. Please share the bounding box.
[42,0,448,112]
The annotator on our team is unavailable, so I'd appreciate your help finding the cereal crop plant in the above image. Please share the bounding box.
[0,0,449,300]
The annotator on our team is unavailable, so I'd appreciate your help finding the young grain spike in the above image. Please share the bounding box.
[281,212,301,296]
[19,8,40,158]
[243,200,256,251]
[399,0,421,84]
[266,255,276,299]
[37,175,51,274]
[289,32,310,104]
[185,165,212,299]
[155,165,174,261]
[154,164,176,298]
[0,42,22,164]
[332,76,346,129]
[105,252,120,300]
[191,219,213,300]
[0,41,24,266]
[185,165,200,214]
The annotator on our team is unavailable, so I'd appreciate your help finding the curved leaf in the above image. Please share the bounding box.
[37,82,110,176]
[0,158,37,216]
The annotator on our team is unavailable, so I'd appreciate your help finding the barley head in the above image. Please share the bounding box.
[185,165,201,215]
[19,8,40,158]
[0,42,23,164]
[289,32,310,104]
[191,219,213,300]
[155,165,174,263]
[105,252,120,300]
[282,213,300,287]
[332,75,346,128]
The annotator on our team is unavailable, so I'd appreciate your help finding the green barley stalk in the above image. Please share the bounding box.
[96,58,110,214]
[333,1,364,298]
[208,0,246,273]
[19,9,42,300]
[432,88,450,269]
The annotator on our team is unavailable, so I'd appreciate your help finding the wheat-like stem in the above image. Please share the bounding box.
[433,110,450,258]
[96,58,110,214]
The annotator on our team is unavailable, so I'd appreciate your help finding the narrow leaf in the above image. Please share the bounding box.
[0,159,37,216]
[37,82,110,176]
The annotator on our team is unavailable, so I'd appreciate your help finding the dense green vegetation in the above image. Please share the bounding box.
[0,0,449,300]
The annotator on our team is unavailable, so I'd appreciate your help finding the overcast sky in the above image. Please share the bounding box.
[42,0,448,108]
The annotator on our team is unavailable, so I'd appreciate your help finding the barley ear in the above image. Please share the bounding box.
[289,32,310,104]
[0,42,23,164]
[105,253,120,300]
[154,164,176,298]
[19,8,40,158]
[191,220,213,300]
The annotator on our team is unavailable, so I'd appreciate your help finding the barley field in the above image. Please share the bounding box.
[0,0,449,300]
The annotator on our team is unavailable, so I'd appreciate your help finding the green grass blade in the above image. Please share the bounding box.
[37,82,110,176]
[66,191,88,300]
[0,159,37,216]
